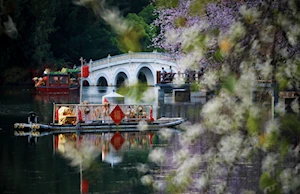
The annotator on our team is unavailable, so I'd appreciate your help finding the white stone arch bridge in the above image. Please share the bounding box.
[84,52,177,86]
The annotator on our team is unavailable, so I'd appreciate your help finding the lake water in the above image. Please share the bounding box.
[0,86,203,194]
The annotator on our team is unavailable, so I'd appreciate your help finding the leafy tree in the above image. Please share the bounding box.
[0,0,154,84]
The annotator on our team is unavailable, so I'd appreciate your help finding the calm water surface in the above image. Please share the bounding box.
[0,86,202,194]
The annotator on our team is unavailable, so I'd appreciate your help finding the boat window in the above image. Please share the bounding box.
[60,76,69,84]
[49,76,59,84]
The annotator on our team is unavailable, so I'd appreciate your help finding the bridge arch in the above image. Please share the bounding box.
[136,63,155,86]
[114,68,130,87]
[88,52,178,86]
[95,73,109,86]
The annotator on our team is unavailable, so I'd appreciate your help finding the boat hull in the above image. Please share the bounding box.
[14,118,186,136]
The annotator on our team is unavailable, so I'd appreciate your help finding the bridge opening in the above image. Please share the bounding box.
[83,80,89,86]
[137,67,154,86]
[97,77,108,86]
[138,72,147,83]
[115,72,128,87]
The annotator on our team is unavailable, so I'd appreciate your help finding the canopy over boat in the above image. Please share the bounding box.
[102,91,124,104]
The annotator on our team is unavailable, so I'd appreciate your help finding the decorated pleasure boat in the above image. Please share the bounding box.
[13,92,186,142]
[32,67,84,93]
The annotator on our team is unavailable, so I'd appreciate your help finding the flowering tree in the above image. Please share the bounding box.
[72,0,300,192]
[141,0,300,193]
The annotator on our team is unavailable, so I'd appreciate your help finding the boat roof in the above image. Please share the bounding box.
[47,73,69,76]
[103,91,124,98]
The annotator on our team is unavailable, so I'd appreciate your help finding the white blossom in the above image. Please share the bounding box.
[138,120,148,131]
[136,163,149,173]
[215,181,227,194]
[141,89,156,103]
[148,148,166,165]
[173,147,190,164]
[165,29,180,44]
[140,175,153,186]
[279,168,295,193]
[261,153,278,173]
[3,16,18,39]
[59,138,101,170]
[153,180,167,191]
[290,97,299,113]
[218,132,244,164]
[259,59,273,80]
[195,174,209,190]
[239,5,261,24]
[227,21,247,41]
[249,106,261,119]
[176,155,201,174]
[275,100,286,116]
[265,119,279,134]
[172,170,190,186]
[201,70,219,90]
[177,51,204,70]
[158,128,173,140]
[182,124,205,142]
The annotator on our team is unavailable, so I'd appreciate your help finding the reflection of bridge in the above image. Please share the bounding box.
[84,52,177,86]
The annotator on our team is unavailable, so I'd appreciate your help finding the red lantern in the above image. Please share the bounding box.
[82,65,89,78]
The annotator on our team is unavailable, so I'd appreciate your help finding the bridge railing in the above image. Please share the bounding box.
[90,52,176,69]
[157,71,203,84]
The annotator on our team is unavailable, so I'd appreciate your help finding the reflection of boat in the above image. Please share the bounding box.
[13,103,186,140]
[33,71,80,93]
[34,92,79,103]
[53,131,156,193]
[54,132,155,166]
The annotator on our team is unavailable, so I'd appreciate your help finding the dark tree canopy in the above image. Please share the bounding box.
[0,0,154,85]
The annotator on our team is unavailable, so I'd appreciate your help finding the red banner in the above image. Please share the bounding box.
[82,65,89,78]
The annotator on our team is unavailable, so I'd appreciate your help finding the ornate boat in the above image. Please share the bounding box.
[32,68,80,93]
[13,103,186,142]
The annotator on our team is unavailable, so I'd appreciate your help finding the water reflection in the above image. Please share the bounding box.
[55,132,155,168]
[34,92,80,104]
[0,86,204,194]
[54,131,157,193]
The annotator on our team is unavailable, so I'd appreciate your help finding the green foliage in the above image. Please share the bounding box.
[264,132,280,150]
[117,82,149,102]
[190,82,201,92]
[259,172,280,194]
[278,139,290,160]
[221,75,237,93]
[174,16,187,28]
[182,34,207,53]
[138,4,156,24]
[276,75,289,90]
[3,67,30,85]
[155,0,179,8]
[213,49,223,62]
[115,14,146,52]
[279,113,300,146]
[30,0,58,65]
[189,0,217,16]
[246,116,260,135]
[165,172,192,194]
